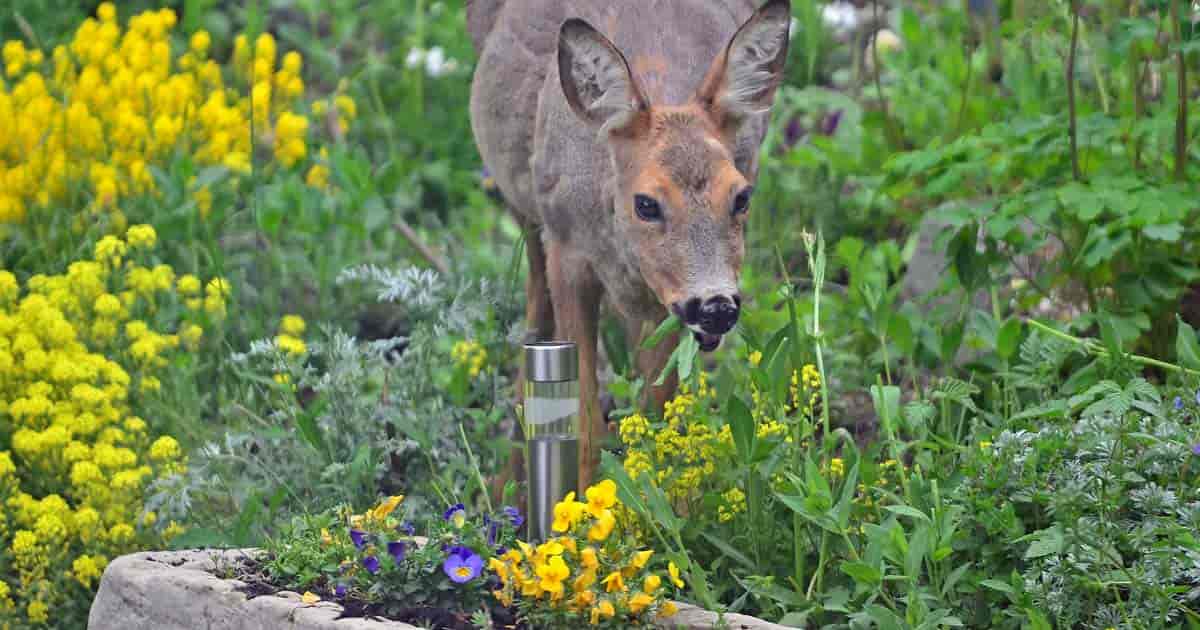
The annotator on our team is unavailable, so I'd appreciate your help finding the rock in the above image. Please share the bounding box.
[88,548,792,630]
[87,549,415,630]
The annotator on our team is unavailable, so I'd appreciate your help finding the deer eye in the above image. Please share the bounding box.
[634,195,663,222]
[732,187,753,216]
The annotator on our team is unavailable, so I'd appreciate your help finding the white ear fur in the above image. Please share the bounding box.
[557,18,647,135]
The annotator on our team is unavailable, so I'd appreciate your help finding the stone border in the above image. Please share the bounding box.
[87,549,791,630]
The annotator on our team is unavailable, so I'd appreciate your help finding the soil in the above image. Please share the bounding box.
[226,555,524,630]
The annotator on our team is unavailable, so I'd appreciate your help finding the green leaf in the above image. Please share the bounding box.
[1175,316,1200,371]
[295,396,330,461]
[979,579,1015,595]
[840,561,882,586]
[870,384,902,428]
[726,396,756,465]
[996,318,1023,360]
[642,315,682,349]
[676,333,699,383]
[1143,222,1183,242]
[1022,525,1064,560]
[883,505,932,524]
[699,532,755,571]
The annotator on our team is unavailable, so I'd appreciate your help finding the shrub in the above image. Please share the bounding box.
[0,227,210,627]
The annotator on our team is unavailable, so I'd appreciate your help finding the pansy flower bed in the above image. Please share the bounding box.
[228,482,686,629]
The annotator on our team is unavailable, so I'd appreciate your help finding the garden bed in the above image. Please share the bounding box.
[87,549,790,630]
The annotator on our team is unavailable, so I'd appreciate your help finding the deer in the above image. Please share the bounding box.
[467,0,792,495]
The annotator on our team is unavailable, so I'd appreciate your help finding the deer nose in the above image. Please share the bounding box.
[698,295,739,335]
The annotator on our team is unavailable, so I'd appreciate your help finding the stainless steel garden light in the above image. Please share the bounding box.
[523,341,579,542]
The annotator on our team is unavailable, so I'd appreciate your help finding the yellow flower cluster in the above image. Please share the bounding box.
[0,3,349,225]
[0,228,202,625]
[790,364,821,416]
[489,481,678,627]
[619,376,733,506]
[275,314,307,356]
[451,339,487,379]
[717,487,746,523]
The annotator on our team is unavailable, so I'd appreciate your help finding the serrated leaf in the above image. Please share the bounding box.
[1023,525,1064,559]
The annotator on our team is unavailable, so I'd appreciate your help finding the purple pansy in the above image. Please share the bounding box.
[442,546,482,584]
[502,506,523,528]
[387,541,407,565]
[362,555,380,574]
[443,503,466,528]
[349,529,368,550]
[396,521,416,536]
[334,583,347,598]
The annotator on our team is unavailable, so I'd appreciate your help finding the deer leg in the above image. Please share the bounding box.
[492,219,556,508]
[546,239,604,491]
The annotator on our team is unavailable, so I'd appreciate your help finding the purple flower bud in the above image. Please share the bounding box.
[334,583,347,598]
[1192,443,1200,456]
[783,116,806,148]
[396,521,416,536]
[1176,396,1185,410]
[362,555,380,574]
[502,506,523,528]
[820,110,843,136]
[349,529,367,550]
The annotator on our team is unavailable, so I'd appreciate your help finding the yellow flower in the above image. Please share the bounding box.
[828,457,845,477]
[644,574,662,592]
[279,314,306,336]
[536,555,569,597]
[979,441,992,450]
[630,549,654,569]
[190,31,211,55]
[126,224,157,249]
[73,555,103,588]
[629,591,655,614]
[551,492,586,532]
[301,592,320,604]
[149,436,181,461]
[749,350,762,366]
[661,601,679,617]
[588,508,616,542]
[370,495,404,521]
[177,275,201,296]
[585,479,618,517]
[590,599,615,625]
[306,163,330,189]
[580,546,599,570]
[27,599,49,624]
[668,561,685,588]
[601,570,625,593]
[275,334,306,356]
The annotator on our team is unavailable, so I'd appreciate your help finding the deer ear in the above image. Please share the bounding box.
[557,18,649,135]
[695,0,791,125]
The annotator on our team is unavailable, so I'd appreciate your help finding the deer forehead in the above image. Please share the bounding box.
[630,109,743,211]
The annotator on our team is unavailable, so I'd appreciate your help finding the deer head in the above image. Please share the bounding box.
[557,0,791,351]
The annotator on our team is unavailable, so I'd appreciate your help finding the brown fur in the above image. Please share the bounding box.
[469,0,790,496]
